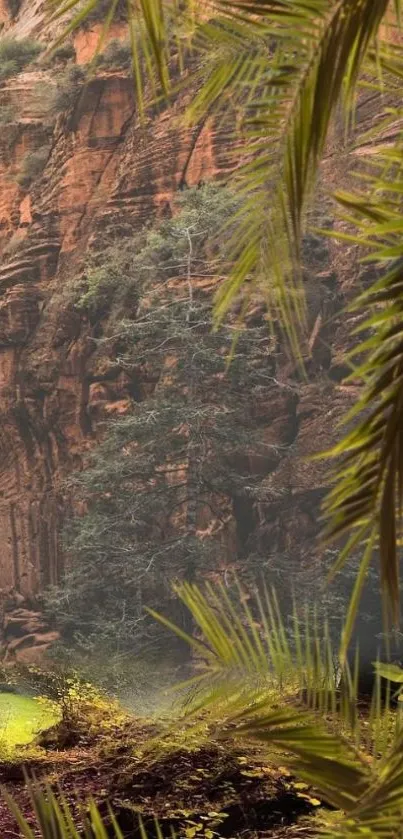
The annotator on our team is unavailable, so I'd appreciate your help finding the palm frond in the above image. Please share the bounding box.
[149,580,396,757]
[320,94,403,628]
[204,0,397,356]
[149,580,331,699]
[2,777,125,838]
[45,0,201,107]
[149,580,403,837]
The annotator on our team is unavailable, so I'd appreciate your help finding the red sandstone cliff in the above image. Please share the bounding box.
[0,1,365,659]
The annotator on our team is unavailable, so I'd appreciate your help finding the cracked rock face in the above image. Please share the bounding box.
[0,2,366,659]
[0,7,249,607]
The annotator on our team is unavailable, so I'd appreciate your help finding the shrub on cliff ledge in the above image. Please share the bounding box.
[0,38,42,80]
[83,0,127,24]
[76,182,240,319]
[16,146,50,190]
[0,104,20,157]
[6,0,22,18]
[96,39,132,70]
[49,42,76,64]
[51,65,86,112]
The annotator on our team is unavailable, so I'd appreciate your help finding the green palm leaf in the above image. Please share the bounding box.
[46,0,191,106]
[2,778,125,839]
[149,580,393,753]
[319,71,403,626]
[192,0,399,357]
[148,580,403,835]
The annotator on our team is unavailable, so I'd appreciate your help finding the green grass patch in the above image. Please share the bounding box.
[0,692,59,749]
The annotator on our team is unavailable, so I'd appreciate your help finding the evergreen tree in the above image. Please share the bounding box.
[46,186,279,658]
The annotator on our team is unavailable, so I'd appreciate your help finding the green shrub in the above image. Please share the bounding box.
[0,105,20,155]
[83,0,127,24]
[0,103,16,123]
[76,182,240,318]
[0,60,18,80]
[20,663,128,749]
[16,146,50,189]
[74,237,141,316]
[6,0,21,18]
[96,38,132,69]
[51,65,86,112]
[0,37,42,80]
[49,42,76,64]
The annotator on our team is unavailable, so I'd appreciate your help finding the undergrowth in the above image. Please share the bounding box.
[0,590,402,839]
[0,38,42,80]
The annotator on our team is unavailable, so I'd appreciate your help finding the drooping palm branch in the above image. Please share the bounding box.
[318,40,403,633]
[146,580,403,839]
[148,581,396,754]
[2,778,125,838]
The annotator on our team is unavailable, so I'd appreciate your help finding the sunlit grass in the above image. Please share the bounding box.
[0,692,59,749]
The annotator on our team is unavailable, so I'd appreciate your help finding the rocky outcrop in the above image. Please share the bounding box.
[0,1,367,653]
[0,598,59,662]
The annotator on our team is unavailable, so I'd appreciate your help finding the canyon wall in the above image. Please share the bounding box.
[0,1,365,659]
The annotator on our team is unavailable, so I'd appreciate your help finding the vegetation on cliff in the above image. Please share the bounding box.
[48,0,403,631]
[0,37,41,80]
[46,185,380,697]
[45,185,283,668]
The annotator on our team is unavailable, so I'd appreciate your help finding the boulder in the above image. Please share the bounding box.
[7,630,59,653]
[4,612,48,638]
[7,634,37,652]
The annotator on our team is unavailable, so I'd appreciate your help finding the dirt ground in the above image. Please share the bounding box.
[0,720,323,838]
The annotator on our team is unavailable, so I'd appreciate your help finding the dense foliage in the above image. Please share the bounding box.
[46,0,403,633]
[46,186,280,665]
[0,38,41,80]
[45,184,386,683]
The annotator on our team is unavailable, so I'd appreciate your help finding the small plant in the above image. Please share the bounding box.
[20,663,128,749]
[0,37,42,80]
[96,39,132,70]
[16,146,50,190]
[74,237,141,316]
[51,65,86,112]
[6,0,22,18]
[83,0,127,24]
[0,105,20,155]
[0,103,16,123]
[48,42,76,64]
[4,781,127,839]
